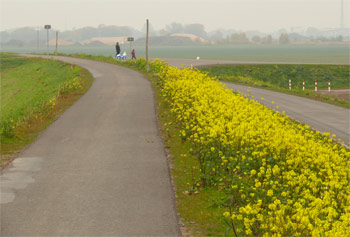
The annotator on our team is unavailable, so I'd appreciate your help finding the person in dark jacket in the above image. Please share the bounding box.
[131,49,136,60]
[115,42,121,56]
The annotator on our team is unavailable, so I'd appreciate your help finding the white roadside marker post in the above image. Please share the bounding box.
[328,80,331,92]
[303,80,305,91]
[289,80,291,90]
[315,80,317,92]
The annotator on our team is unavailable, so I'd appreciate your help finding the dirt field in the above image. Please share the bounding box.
[317,89,350,101]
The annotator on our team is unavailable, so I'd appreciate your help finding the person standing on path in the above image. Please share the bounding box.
[115,42,121,56]
[131,49,136,60]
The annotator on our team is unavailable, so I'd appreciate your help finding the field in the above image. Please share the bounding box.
[1,44,349,64]
[201,64,349,89]
[0,53,93,167]
[200,64,350,108]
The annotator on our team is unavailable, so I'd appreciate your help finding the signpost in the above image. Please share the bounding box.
[44,25,51,57]
[127,37,134,56]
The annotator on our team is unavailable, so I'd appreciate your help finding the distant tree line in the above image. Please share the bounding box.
[0,22,347,47]
[311,35,344,42]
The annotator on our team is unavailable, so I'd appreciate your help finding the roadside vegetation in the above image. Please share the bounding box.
[200,64,350,108]
[62,54,349,236]
[0,53,93,168]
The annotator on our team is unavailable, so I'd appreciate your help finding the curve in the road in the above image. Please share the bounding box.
[0,56,181,236]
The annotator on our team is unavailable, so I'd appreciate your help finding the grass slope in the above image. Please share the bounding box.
[156,95,232,236]
[0,53,93,168]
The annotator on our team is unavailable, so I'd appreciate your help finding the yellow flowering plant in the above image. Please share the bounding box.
[150,61,350,236]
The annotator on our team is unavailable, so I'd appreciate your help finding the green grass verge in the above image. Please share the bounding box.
[0,53,94,168]
[156,89,233,236]
[200,65,350,108]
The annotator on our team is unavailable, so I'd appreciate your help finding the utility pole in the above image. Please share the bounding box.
[55,31,58,56]
[37,28,39,51]
[146,19,149,71]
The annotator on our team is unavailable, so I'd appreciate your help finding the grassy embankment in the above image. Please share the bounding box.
[200,64,350,108]
[60,54,349,236]
[0,53,93,168]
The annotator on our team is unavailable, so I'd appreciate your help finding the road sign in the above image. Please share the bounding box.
[127,37,134,42]
[44,25,51,57]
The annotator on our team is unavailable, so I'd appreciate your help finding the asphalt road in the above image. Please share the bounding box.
[1,56,181,236]
[165,58,350,144]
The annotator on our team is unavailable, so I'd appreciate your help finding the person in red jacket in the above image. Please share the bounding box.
[131,49,136,60]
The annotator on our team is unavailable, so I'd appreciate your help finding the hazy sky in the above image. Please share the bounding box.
[0,0,349,32]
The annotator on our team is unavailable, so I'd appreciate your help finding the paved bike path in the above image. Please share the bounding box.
[1,56,181,236]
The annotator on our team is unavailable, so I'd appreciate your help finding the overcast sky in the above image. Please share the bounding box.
[0,0,349,32]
